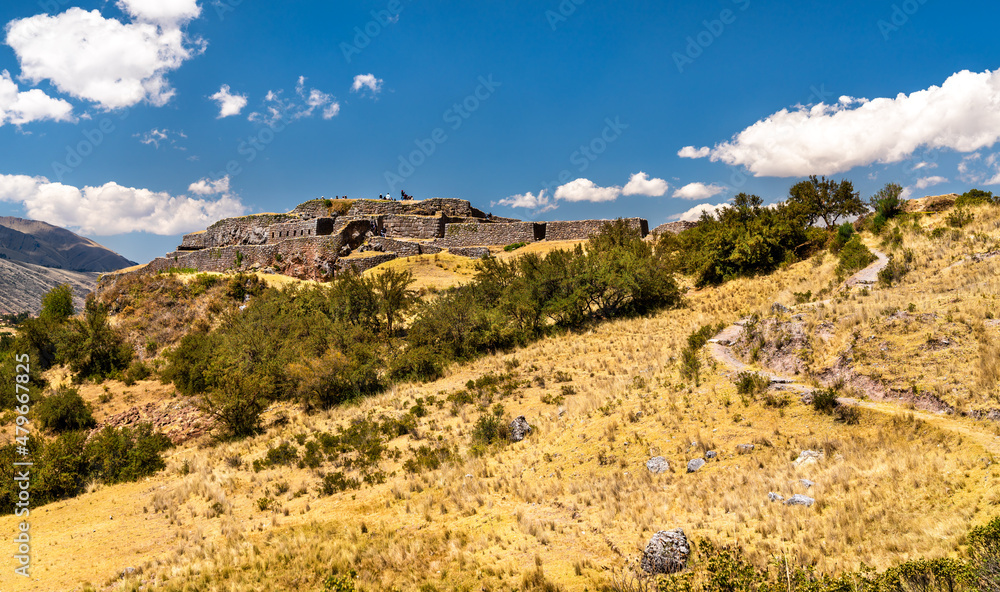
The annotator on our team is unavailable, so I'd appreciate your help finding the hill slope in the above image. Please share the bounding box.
[0,258,98,314]
[0,217,135,272]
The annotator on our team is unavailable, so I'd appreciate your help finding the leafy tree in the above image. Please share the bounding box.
[34,386,96,432]
[372,268,417,335]
[40,283,75,322]
[787,175,867,230]
[58,297,133,381]
[869,182,905,234]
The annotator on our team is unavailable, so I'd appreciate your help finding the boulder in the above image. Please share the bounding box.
[736,444,755,454]
[799,479,814,488]
[705,450,717,460]
[785,494,815,507]
[772,302,791,314]
[686,458,705,473]
[793,450,823,467]
[640,529,690,574]
[768,492,784,503]
[509,416,532,442]
[646,456,670,474]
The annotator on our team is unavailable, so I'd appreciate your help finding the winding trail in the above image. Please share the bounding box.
[704,254,1000,456]
[845,247,889,287]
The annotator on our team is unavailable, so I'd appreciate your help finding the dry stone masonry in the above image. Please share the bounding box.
[106,197,664,284]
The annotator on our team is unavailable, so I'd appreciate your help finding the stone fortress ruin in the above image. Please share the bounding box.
[120,197,664,280]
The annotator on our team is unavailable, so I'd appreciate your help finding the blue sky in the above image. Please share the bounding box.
[0,0,999,263]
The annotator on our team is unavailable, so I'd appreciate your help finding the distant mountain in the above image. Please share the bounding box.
[0,218,136,314]
[0,217,136,272]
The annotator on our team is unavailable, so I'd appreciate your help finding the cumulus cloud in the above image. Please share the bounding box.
[5,6,204,110]
[188,175,230,195]
[673,182,725,200]
[915,176,948,190]
[672,203,730,222]
[622,172,668,197]
[682,68,1000,177]
[249,76,340,124]
[677,146,711,159]
[116,0,201,27]
[554,178,622,203]
[0,70,74,126]
[493,190,557,213]
[912,161,937,171]
[0,174,245,235]
[209,84,247,118]
[351,73,383,95]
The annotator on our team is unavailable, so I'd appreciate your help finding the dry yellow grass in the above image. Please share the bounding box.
[4,208,1000,591]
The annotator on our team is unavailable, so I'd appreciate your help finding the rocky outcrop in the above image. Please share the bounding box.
[641,529,690,574]
[509,416,532,442]
[646,456,670,474]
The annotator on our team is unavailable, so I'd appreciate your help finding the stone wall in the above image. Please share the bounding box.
[435,222,544,247]
[448,246,491,258]
[361,237,423,257]
[544,218,648,241]
[651,221,698,236]
[383,215,445,239]
[347,198,474,218]
[180,214,296,250]
[336,253,398,274]
[267,218,336,242]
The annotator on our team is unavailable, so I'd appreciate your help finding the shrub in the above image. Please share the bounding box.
[955,188,996,207]
[504,242,528,252]
[878,249,914,287]
[34,386,95,432]
[735,372,769,396]
[812,388,839,414]
[58,297,134,381]
[40,284,75,322]
[836,236,876,277]
[85,423,172,484]
[829,222,855,253]
[318,471,360,495]
[947,207,974,228]
[471,404,509,452]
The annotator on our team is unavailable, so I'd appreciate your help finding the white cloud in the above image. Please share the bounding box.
[115,0,201,27]
[912,161,937,171]
[188,175,230,195]
[677,146,711,159]
[622,172,668,197]
[209,84,247,118]
[493,190,557,212]
[0,174,245,235]
[351,73,383,95]
[249,76,340,124]
[554,178,622,203]
[0,70,74,126]
[684,68,1000,177]
[5,6,203,110]
[135,127,185,149]
[915,176,948,189]
[673,182,725,200]
[672,203,729,222]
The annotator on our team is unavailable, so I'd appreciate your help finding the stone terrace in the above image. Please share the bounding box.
[108,197,655,283]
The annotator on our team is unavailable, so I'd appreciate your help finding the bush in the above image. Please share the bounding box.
[735,372,769,396]
[40,284,75,322]
[471,404,509,452]
[836,236,876,277]
[812,388,839,414]
[955,188,996,208]
[85,423,172,484]
[58,297,134,381]
[829,222,855,253]
[34,386,95,432]
[878,249,914,287]
[947,207,975,228]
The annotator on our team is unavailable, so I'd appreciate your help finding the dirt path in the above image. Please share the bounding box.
[845,247,889,287]
[708,319,1000,456]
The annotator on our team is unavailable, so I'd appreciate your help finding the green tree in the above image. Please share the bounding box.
[788,175,867,230]
[58,297,133,381]
[34,386,96,432]
[371,268,417,335]
[40,284,75,322]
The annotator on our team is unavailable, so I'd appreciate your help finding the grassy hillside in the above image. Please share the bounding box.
[2,206,1000,591]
